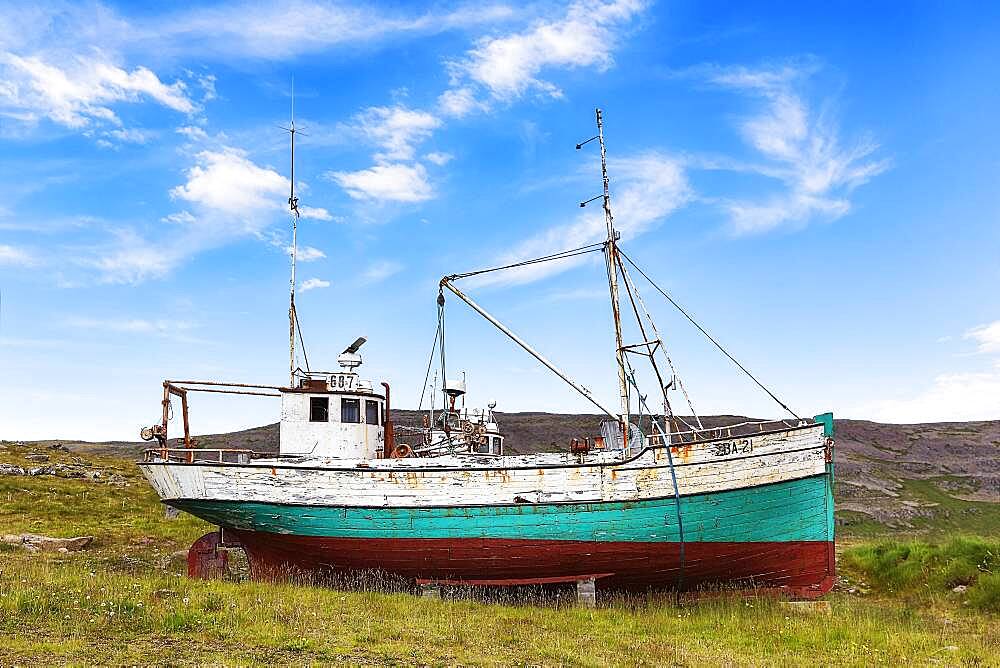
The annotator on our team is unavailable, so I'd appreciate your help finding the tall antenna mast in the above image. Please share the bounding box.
[576,108,631,441]
[596,109,630,439]
[287,78,301,385]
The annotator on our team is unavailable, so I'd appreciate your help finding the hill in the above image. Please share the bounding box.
[15,412,998,537]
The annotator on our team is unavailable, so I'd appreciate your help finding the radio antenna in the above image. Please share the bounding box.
[284,78,305,384]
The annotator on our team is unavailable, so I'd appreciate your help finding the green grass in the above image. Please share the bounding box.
[843,537,999,612]
[2,559,998,666]
[1,443,998,665]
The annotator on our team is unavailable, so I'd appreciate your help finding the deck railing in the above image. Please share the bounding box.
[644,418,809,447]
[143,448,264,464]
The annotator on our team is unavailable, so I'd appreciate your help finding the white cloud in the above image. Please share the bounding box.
[865,368,1000,423]
[471,152,690,287]
[361,260,402,284]
[170,147,287,218]
[160,210,196,224]
[176,125,209,141]
[140,2,516,61]
[104,127,153,144]
[444,0,646,108]
[352,105,441,161]
[437,86,487,118]
[0,244,33,266]
[196,73,216,101]
[67,316,197,335]
[327,162,433,203]
[965,320,1000,354]
[84,229,186,284]
[299,205,333,221]
[298,277,330,293]
[0,52,194,130]
[77,146,328,284]
[289,245,326,262]
[864,320,1000,422]
[424,151,454,166]
[707,65,889,235]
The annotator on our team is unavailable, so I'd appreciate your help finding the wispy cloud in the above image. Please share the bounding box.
[441,0,647,114]
[139,2,518,61]
[299,277,330,293]
[470,152,690,287]
[865,368,1000,424]
[161,210,196,224]
[289,245,326,262]
[66,316,199,340]
[326,162,433,203]
[705,64,889,235]
[865,320,1000,422]
[351,105,441,161]
[84,147,328,284]
[360,260,403,285]
[176,125,209,142]
[437,86,486,118]
[965,320,1000,354]
[0,51,194,132]
[424,151,454,166]
[299,205,332,221]
[0,244,34,266]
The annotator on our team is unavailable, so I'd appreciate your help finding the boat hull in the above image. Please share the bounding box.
[228,532,835,596]
[169,469,835,596]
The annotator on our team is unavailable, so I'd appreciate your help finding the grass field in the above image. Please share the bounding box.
[1,443,998,666]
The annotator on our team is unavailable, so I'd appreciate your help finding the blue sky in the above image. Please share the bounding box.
[1,1,999,440]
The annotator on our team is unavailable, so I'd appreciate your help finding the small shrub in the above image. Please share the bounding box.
[968,572,1000,613]
[843,536,999,606]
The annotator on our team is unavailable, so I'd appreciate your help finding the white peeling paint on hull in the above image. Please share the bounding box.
[139,424,828,508]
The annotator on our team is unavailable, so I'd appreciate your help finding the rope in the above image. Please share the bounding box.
[618,249,801,421]
[445,242,605,281]
[630,375,685,605]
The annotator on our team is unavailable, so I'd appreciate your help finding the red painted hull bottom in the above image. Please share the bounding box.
[228,531,836,599]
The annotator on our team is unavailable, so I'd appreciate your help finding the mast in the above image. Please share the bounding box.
[595,108,630,441]
[287,81,301,385]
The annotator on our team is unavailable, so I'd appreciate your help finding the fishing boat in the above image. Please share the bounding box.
[138,109,836,599]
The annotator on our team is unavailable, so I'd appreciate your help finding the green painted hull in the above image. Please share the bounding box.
[172,472,834,544]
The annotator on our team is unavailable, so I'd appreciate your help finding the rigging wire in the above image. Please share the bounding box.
[293,305,311,373]
[436,290,449,435]
[616,255,675,423]
[445,242,605,282]
[615,255,702,430]
[618,248,801,421]
[418,318,441,412]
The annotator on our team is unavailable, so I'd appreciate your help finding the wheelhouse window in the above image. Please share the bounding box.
[492,436,502,454]
[341,398,360,423]
[365,400,379,425]
[309,397,329,422]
